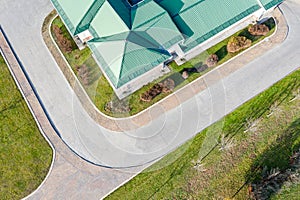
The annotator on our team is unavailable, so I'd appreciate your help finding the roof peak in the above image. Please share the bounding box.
[127,0,144,6]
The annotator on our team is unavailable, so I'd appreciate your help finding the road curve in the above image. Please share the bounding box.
[0,0,299,199]
[0,0,299,168]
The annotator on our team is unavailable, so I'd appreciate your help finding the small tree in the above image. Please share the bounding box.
[52,25,73,53]
[227,36,252,53]
[206,54,218,67]
[248,24,270,36]
[218,134,235,151]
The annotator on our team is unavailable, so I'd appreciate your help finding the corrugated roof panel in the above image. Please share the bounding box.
[259,0,283,10]
[176,0,261,52]
[108,0,131,28]
[74,0,106,35]
[89,37,171,88]
[90,1,129,37]
[131,0,166,29]
[89,31,130,43]
[118,41,170,87]
[134,12,184,49]
[94,41,126,80]
[52,0,94,34]
[154,0,186,17]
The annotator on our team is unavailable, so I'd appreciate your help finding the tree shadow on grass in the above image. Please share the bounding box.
[264,17,276,30]
[178,60,209,72]
[238,29,261,42]
[223,79,298,135]
[215,45,228,61]
[245,118,300,199]
[165,73,185,87]
[238,17,275,43]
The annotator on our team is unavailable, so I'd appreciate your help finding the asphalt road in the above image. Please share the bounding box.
[0,0,299,170]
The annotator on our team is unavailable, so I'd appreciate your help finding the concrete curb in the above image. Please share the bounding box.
[0,26,56,200]
[0,22,142,199]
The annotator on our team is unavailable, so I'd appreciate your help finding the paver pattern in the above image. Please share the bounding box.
[0,26,138,200]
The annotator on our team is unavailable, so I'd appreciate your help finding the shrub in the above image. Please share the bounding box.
[206,54,219,67]
[140,83,163,102]
[248,24,270,36]
[227,36,252,53]
[140,78,175,102]
[52,25,73,53]
[161,78,175,93]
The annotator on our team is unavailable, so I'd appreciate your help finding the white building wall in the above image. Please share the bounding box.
[174,8,266,65]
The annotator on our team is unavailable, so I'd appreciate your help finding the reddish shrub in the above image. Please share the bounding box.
[206,54,219,67]
[52,25,73,53]
[248,24,270,36]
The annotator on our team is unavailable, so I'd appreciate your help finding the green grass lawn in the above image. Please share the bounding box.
[271,183,300,200]
[0,56,52,199]
[106,69,300,200]
[51,16,275,117]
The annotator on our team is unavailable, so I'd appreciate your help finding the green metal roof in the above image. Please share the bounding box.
[51,0,183,88]
[52,0,94,34]
[51,0,282,89]
[259,0,284,10]
[131,0,183,49]
[74,0,106,35]
[90,1,129,37]
[161,0,261,52]
[89,32,171,88]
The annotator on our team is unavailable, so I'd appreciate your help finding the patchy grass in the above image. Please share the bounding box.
[51,17,114,114]
[271,182,300,200]
[0,56,52,199]
[51,16,275,117]
[106,69,300,200]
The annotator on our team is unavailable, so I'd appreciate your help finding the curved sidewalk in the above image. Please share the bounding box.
[1,0,297,169]
[0,0,299,199]
[43,7,288,132]
[0,22,138,200]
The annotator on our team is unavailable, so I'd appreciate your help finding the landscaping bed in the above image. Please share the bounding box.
[50,16,276,117]
[168,18,276,85]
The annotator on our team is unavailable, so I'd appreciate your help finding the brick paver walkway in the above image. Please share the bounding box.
[0,6,288,200]
[0,26,137,200]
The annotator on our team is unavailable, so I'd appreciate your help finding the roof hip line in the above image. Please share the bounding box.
[74,0,106,35]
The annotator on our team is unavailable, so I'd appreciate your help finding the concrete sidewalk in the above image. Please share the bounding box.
[0,22,137,200]
[0,0,299,199]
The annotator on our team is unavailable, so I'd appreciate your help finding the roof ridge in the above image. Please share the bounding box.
[108,0,132,28]
[117,41,128,82]
[89,31,130,43]
[133,11,166,29]
[74,0,106,35]
[128,31,161,49]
